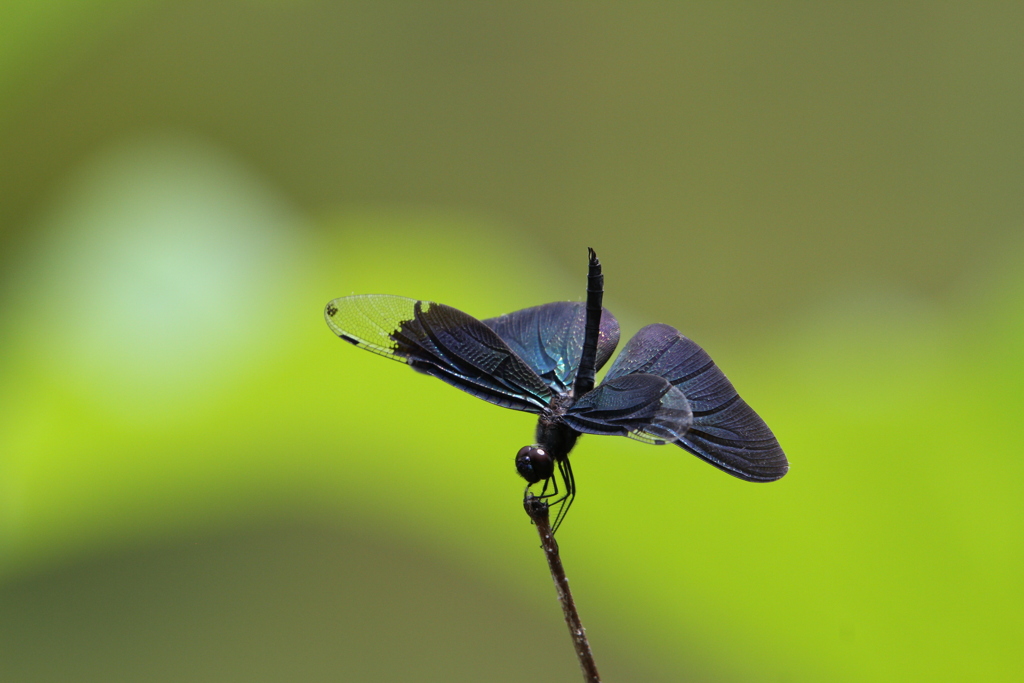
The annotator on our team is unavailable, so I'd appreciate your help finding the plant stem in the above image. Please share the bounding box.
[524,495,601,683]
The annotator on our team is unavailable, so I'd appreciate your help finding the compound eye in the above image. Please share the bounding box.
[515,445,554,483]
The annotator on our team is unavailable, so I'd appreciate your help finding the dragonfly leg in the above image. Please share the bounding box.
[549,458,576,534]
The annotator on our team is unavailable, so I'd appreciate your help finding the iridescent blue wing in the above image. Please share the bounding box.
[325,295,554,413]
[483,301,620,393]
[563,373,693,444]
[603,323,788,482]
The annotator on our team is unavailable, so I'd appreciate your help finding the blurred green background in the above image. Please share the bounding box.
[0,2,1021,681]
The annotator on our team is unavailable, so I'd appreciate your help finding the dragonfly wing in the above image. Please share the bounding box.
[325,294,554,412]
[483,301,620,393]
[563,373,693,444]
[604,323,788,482]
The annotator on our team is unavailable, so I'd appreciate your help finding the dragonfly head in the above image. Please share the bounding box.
[515,445,553,483]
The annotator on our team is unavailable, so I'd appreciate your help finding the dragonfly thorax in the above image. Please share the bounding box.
[535,413,580,462]
[515,390,580,484]
[517,396,579,485]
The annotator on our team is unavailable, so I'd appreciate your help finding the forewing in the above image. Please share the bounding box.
[483,301,620,392]
[563,373,693,444]
[325,294,553,412]
[604,323,788,482]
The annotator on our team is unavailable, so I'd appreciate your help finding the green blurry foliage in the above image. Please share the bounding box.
[0,0,150,113]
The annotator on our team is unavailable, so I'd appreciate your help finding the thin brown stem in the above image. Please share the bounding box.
[524,495,601,683]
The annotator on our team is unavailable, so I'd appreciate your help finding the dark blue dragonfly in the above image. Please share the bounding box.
[325,249,787,530]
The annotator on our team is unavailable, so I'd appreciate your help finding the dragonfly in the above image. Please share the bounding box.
[324,249,787,531]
